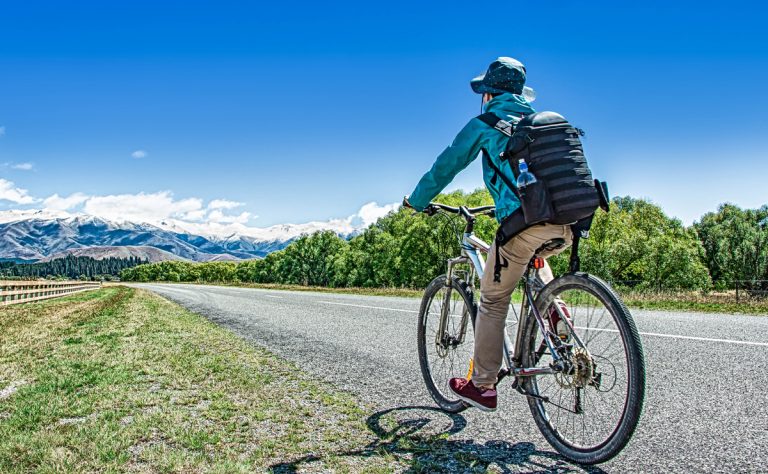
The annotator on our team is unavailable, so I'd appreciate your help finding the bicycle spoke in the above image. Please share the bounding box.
[528,283,634,452]
[419,281,476,409]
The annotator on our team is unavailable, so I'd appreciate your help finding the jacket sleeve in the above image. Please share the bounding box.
[408,119,484,211]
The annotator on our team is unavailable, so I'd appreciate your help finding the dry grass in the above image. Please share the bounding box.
[619,288,768,315]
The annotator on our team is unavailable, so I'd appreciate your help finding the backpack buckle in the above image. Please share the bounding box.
[494,120,513,136]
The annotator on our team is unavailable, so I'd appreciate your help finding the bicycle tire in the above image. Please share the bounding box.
[417,275,477,413]
[521,272,645,464]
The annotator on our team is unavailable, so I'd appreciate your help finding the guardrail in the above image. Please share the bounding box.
[0,280,101,306]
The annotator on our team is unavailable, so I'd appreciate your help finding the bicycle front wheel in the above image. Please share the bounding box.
[521,273,645,464]
[417,275,476,413]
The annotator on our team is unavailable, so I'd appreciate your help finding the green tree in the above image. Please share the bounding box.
[551,197,711,290]
[277,231,347,286]
[696,204,768,291]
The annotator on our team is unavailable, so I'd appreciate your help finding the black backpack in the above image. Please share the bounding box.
[478,110,604,226]
[478,111,609,282]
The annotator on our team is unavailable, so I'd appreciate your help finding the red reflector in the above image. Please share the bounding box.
[533,257,545,269]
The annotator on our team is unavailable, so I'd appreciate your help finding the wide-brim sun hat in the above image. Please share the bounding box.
[471,57,535,100]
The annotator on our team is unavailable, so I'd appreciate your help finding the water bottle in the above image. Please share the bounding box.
[516,158,553,225]
[516,159,537,189]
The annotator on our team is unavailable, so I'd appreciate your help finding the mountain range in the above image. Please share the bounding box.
[0,211,357,263]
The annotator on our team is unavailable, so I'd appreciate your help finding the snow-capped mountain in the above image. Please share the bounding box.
[151,217,360,259]
[0,211,359,262]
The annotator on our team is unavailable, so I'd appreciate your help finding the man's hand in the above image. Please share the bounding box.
[402,196,413,209]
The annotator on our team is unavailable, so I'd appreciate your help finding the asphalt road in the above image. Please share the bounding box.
[133,283,768,473]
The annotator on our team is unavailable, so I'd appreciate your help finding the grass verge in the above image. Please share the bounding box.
[619,290,768,315]
[0,287,410,472]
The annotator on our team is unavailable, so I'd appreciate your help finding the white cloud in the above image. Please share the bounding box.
[83,191,202,224]
[36,189,255,229]
[182,209,208,221]
[208,199,244,210]
[354,201,400,227]
[0,179,37,204]
[208,210,251,224]
[11,162,33,171]
[131,150,147,159]
[3,183,394,241]
[43,192,90,211]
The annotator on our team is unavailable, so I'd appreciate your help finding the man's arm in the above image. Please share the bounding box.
[408,119,484,211]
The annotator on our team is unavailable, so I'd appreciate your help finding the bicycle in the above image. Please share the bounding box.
[416,202,645,465]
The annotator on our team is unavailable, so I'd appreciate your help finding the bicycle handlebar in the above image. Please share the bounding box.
[424,202,496,220]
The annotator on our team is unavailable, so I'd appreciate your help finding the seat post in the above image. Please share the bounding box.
[569,234,581,273]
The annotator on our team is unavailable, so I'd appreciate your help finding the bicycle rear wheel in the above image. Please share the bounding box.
[521,273,645,464]
[417,275,476,413]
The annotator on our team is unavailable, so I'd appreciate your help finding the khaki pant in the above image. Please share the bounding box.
[471,223,573,386]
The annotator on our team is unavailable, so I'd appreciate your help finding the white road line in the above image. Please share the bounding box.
[319,301,418,313]
[574,326,768,347]
[318,301,766,347]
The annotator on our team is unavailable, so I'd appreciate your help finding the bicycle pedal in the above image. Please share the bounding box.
[497,368,510,382]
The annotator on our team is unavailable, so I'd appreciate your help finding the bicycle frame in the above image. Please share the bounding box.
[438,206,578,380]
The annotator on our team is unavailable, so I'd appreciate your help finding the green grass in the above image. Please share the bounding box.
[0,287,412,472]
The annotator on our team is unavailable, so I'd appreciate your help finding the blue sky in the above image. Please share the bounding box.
[0,0,766,231]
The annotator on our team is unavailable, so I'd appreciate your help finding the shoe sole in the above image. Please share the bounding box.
[451,391,497,412]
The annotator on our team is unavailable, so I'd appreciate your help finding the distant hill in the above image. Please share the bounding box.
[0,212,356,262]
[38,245,188,263]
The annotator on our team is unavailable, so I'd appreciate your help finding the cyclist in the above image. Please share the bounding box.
[404,57,572,412]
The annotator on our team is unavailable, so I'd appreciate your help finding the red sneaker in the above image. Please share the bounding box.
[548,300,572,341]
[448,378,497,412]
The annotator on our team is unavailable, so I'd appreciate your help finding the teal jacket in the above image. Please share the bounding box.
[409,93,536,223]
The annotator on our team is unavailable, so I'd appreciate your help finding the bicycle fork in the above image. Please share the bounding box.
[435,256,473,349]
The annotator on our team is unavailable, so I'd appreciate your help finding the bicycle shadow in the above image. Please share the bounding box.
[269,406,607,473]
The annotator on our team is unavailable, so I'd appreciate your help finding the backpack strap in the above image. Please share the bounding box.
[483,152,521,200]
[477,112,513,137]
[477,113,529,283]
[478,113,519,198]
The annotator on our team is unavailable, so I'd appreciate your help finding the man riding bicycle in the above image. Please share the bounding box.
[404,57,572,411]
